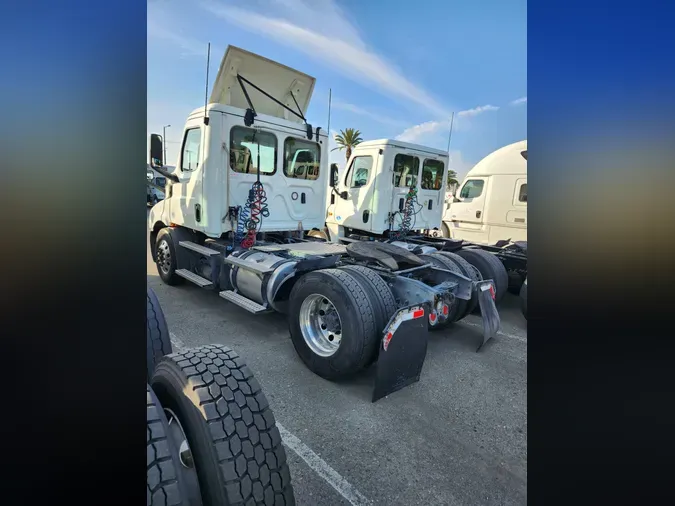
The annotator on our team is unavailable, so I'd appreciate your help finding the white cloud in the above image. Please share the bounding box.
[331,100,406,128]
[147,19,217,59]
[510,96,527,106]
[198,0,450,117]
[395,120,446,143]
[457,104,500,117]
[395,103,500,144]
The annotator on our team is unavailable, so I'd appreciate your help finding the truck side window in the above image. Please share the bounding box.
[518,183,527,202]
[284,138,320,179]
[230,127,277,175]
[347,156,373,188]
[181,128,202,171]
[459,179,484,199]
[421,159,445,190]
[392,154,419,188]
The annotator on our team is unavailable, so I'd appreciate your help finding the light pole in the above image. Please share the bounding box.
[162,124,171,166]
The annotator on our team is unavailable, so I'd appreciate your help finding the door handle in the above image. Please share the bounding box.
[428,200,433,210]
[195,204,202,222]
[399,198,404,211]
[301,193,306,204]
[476,210,481,218]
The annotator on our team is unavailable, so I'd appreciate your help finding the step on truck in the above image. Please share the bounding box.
[148,45,501,401]
[324,138,527,301]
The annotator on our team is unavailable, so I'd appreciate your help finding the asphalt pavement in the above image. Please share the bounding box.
[146,209,527,506]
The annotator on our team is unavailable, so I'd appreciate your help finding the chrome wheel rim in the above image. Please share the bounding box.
[299,294,342,357]
[157,240,172,275]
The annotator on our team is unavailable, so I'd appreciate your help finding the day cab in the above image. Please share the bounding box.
[148,45,329,249]
[442,140,527,244]
[326,139,449,241]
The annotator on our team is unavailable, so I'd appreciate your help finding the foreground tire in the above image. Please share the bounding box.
[455,249,509,304]
[147,287,172,380]
[155,228,185,286]
[152,345,295,506]
[520,278,528,320]
[434,251,481,316]
[288,269,377,380]
[147,384,188,506]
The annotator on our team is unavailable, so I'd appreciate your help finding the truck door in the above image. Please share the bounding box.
[389,153,420,231]
[333,148,380,231]
[282,136,326,227]
[417,157,446,230]
[170,121,205,231]
[447,177,488,240]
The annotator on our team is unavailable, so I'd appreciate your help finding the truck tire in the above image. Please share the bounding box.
[455,249,508,304]
[152,345,295,506]
[147,384,188,506]
[339,265,397,363]
[520,279,527,320]
[288,269,377,380]
[426,253,469,325]
[147,287,172,380]
[433,251,481,317]
[508,271,526,294]
[155,228,185,286]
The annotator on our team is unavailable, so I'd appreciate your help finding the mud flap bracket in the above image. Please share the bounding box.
[372,303,430,402]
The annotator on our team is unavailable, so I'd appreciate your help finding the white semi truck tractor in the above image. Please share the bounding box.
[324,139,527,303]
[148,46,501,401]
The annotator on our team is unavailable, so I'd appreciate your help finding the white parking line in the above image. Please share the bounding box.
[460,320,527,343]
[169,332,188,353]
[168,332,372,505]
[277,423,372,506]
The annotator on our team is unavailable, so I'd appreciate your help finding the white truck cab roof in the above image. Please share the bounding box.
[354,139,449,158]
[209,45,316,123]
[464,140,527,177]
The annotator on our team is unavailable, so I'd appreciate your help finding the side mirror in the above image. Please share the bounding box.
[149,134,163,168]
[329,165,339,188]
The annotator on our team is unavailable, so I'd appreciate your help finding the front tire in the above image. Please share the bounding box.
[155,228,184,286]
[152,345,295,506]
[288,269,377,380]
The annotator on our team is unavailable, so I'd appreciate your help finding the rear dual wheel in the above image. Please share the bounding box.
[288,268,383,379]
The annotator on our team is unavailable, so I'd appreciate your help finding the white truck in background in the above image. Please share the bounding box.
[442,140,527,244]
[147,45,501,402]
[323,138,528,300]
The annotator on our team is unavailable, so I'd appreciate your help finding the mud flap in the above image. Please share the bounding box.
[476,281,501,352]
[372,303,430,402]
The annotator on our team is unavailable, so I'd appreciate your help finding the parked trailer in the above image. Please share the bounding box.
[146,287,295,506]
[323,138,527,299]
[148,45,501,401]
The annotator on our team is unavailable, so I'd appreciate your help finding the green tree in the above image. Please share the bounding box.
[446,169,459,190]
[331,128,363,163]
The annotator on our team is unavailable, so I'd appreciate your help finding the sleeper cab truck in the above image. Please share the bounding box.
[442,140,527,245]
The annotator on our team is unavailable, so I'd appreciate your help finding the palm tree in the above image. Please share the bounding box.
[331,128,363,162]
[446,169,459,191]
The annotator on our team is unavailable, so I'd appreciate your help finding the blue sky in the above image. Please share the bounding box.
[148,0,526,180]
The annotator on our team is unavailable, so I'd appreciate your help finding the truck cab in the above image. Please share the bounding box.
[326,139,449,241]
[442,140,527,244]
[148,45,329,240]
